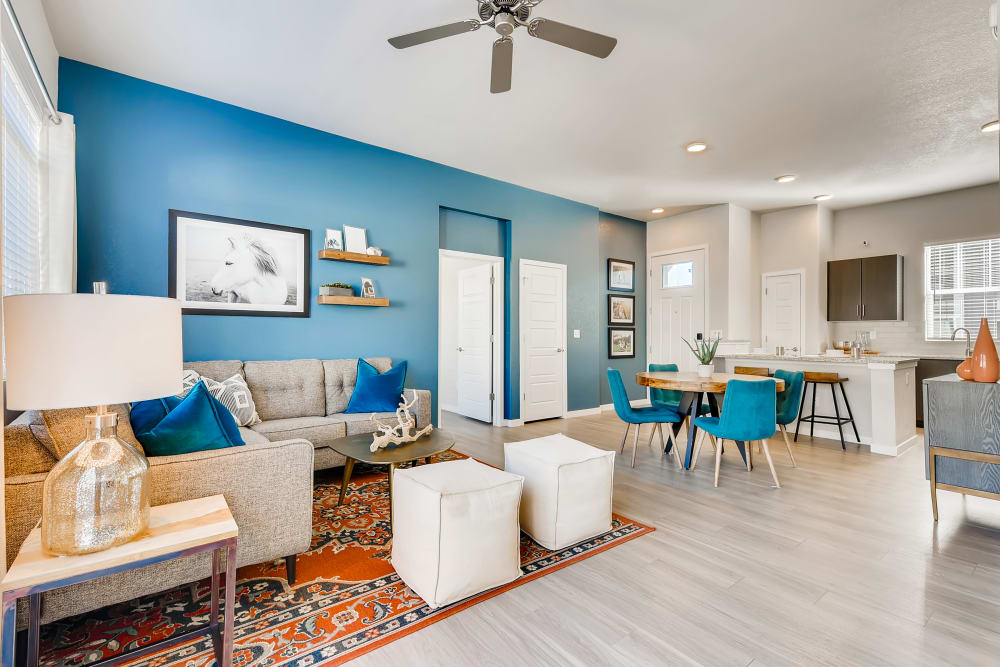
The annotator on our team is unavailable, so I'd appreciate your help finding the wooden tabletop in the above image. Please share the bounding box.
[636,371,785,393]
[329,429,456,465]
[1,495,237,593]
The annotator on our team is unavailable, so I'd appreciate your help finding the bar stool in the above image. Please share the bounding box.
[734,366,770,376]
[793,372,859,450]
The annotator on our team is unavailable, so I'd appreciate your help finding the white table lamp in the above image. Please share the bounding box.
[4,292,183,554]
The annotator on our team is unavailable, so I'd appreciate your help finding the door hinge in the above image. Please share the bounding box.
[490,334,495,343]
[490,392,495,401]
[490,275,495,285]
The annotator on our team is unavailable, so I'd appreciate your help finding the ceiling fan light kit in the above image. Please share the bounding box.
[389,1,618,94]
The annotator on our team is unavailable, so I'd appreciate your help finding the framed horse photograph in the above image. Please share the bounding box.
[169,210,311,317]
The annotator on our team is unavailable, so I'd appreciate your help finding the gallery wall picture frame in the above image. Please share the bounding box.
[609,327,636,359]
[168,209,310,317]
[608,294,635,326]
[608,258,635,292]
[343,225,368,254]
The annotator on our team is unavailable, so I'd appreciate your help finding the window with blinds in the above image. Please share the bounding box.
[925,237,1000,341]
[1,46,45,297]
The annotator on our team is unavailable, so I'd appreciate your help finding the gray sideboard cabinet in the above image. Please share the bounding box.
[923,375,1000,521]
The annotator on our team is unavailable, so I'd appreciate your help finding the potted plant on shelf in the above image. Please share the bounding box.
[682,336,720,378]
[320,282,354,297]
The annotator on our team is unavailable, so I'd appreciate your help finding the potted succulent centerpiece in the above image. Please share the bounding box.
[320,282,354,297]
[683,335,720,378]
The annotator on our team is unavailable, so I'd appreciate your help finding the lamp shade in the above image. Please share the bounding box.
[4,294,183,410]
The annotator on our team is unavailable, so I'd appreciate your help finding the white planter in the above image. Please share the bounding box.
[697,364,714,378]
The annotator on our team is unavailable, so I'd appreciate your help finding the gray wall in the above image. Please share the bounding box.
[600,213,647,404]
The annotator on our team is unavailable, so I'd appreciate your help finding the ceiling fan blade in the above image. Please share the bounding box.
[388,20,480,49]
[528,18,617,58]
[490,37,513,94]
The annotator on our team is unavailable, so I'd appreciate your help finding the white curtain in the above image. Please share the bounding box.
[41,111,75,293]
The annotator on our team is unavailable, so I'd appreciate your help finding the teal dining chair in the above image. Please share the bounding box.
[648,363,711,415]
[773,369,805,467]
[691,379,780,487]
[607,369,686,469]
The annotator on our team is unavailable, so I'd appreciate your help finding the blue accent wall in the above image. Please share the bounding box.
[59,58,630,420]
[600,213,647,404]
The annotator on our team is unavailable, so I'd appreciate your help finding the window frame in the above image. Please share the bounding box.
[923,235,1000,342]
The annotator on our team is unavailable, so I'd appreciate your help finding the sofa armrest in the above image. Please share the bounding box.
[406,388,432,428]
[4,472,46,569]
[148,439,315,566]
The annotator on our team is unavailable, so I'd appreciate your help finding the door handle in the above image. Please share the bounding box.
[457,347,464,352]
[556,348,564,353]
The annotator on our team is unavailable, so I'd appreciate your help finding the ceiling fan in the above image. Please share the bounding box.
[388,1,618,94]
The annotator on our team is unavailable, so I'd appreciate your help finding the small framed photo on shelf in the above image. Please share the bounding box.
[325,228,343,251]
[608,327,636,359]
[608,294,635,325]
[608,258,635,292]
[343,225,368,254]
[361,277,376,298]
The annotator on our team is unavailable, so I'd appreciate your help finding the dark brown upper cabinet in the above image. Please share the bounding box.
[827,254,903,321]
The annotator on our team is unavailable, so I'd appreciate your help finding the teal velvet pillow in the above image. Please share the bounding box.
[131,381,245,456]
[344,359,407,413]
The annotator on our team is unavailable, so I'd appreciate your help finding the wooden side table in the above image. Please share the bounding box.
[1,495,238,667]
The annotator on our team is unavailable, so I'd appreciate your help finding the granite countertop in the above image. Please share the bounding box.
[719,353,919,368]
[882,353,965,361]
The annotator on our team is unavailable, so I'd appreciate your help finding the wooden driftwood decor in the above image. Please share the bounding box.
[370,390,433,452]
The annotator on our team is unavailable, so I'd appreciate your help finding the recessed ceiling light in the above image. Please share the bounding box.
[982,120,1000,133]
[651,208,665,214]
[813,194,833,202]
[775,174,797,183]
[686,141,708,153]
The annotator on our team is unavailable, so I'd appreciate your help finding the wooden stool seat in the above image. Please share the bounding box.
[734,366,771,376]
[794,372,859,450]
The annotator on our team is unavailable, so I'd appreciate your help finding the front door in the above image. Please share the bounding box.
[650,249,706,372]
[520,260,566,422]
[763,272,802,354]
[456,263,493,422]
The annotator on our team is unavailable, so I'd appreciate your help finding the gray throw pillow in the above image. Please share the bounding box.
[180,369,261,426]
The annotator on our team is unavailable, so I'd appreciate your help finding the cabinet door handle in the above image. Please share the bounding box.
[862,304,866,319]
[857,304,861,318]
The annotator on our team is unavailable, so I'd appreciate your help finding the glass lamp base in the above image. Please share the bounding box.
[41,410,150,555]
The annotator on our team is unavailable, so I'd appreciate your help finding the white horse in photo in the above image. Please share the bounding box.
[210,234,288,305]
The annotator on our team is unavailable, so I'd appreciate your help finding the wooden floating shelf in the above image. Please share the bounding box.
[318,249,390,265]
[318,295,390,307]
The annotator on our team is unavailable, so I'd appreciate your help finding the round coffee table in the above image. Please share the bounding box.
[331,429,456,529]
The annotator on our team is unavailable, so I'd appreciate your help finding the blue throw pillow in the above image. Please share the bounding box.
[131,381,245,456]
[345,359,407,413]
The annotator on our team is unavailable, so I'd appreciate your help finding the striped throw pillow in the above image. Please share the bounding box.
[180,370,261,426]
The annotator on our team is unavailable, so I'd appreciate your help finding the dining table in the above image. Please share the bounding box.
[635,371,786,469]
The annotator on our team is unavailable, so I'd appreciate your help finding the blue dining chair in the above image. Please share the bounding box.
[648,363,711,416]
[607,369,685,469]
[773,369,805,467]
[691,379,780,487]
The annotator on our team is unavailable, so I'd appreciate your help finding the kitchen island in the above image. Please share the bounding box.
[718,353,920,456]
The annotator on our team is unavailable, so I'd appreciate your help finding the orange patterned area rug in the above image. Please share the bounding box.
[40,451,652,666]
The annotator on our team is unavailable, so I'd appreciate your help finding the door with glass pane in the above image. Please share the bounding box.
[650,249,706,372]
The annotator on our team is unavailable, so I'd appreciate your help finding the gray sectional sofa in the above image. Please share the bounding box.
[3,356,426,627]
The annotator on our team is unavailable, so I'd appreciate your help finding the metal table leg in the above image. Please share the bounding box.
[388,462,397,532]
[210,547,221,665]
[337,458,356,505]
[221,539,236,667]
[27,594,40,666]
[683,391,703,469]
[1,592,16,667]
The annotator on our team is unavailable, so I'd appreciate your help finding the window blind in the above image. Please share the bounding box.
[1,46,45,297]
[925,237,1000,341]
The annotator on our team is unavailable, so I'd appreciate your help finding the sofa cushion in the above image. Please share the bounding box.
[323,357,391,415]
[251,416,346,447]
[183,360,244,381]
[335,411,401,436]
[238,426,270,446]
[244,359,326,420]
[42,404,143,459]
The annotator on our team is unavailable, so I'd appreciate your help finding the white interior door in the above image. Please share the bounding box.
[456,264,493,422]
[650,249,706,372]
[763,273,802,354]
[520,260,566,422]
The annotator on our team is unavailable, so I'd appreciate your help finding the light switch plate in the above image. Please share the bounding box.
[573,329,581,339]
[710,329,723,339]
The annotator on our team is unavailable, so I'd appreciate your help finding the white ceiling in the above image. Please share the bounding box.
[42,0,999,220]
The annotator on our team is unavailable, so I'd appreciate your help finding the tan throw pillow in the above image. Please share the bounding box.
[41,404,144,459]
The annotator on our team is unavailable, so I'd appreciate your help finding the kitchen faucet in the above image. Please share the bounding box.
[951,327,972,357]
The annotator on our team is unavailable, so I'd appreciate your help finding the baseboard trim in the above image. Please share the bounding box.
[601,398,651,411]
[502,419,524,427]
[565,407,602,418]
[439,403,457,414]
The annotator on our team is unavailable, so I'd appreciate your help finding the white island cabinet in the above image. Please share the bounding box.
[719,354,920,456]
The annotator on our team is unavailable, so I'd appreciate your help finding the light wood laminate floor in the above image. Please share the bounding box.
[353,410,1000,666]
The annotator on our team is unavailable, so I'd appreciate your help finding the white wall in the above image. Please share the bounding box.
[438,254,490,411]
[830,183,1000,356]
[727,205,755,342]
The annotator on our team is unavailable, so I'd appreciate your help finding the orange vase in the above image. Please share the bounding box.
[971,317,999,383]
[956,357,975,380]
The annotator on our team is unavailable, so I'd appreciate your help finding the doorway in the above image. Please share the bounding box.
[438,249,504,427]
[649,247,707,372]
[762,270,804,355]
[519,259,568,422]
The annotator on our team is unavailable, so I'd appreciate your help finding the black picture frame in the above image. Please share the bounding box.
[607,258,635,292]
[169,209,311,317]
[608,327,636,359]
[608,294,635,326]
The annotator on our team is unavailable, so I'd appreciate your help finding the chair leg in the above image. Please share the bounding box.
[779,425,797,467]
[794,381,809,442]
[666,426,683,468]
[631,423,642,468]
[691,430,707,469]
[647,423,658,450]
[831,383,847,450]
[619,423,631,454]
[746,441,753,471]
[809,382,817,438]
[760,440,781,488]
[714,438,724,487]
[839,381,861,442]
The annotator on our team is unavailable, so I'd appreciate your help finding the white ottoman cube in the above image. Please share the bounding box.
[504,433,614,551]
[390,459,523,609]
